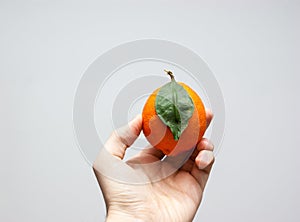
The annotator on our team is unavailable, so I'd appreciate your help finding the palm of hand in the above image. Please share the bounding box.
[93,110,214,221]
[95,142,213,222]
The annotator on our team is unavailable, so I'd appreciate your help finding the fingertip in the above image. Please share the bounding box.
[205,108,213,128]
[135,113,143,122]
[197,138,214,151]
[130,114,142,124]
[129,114,143,136]
[195,150,214,170]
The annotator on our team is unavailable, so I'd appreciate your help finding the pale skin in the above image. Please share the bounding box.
[93,109,214,222]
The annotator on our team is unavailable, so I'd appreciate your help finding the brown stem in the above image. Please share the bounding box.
[164,69,175,80]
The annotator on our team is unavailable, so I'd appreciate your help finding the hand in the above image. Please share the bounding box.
[93,110,214,222]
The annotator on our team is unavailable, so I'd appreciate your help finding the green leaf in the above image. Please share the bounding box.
[155,79,195,140]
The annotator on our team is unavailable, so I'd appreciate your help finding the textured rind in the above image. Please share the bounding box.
[142,82,206,156]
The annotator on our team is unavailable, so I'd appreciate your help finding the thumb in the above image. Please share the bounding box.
[104,114,142,160]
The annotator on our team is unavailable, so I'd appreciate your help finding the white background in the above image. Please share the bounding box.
[1,1,299,221]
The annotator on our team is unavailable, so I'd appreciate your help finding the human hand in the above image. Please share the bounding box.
[93,110,214,222]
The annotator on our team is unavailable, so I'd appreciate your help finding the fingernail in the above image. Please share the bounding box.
[200,152,210,163]
[206,141,214,151]
[198,151,214,169]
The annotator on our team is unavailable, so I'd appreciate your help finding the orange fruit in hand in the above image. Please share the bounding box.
[142,70,206,156]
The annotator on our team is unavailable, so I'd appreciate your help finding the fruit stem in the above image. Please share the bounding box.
[164,69,175,81]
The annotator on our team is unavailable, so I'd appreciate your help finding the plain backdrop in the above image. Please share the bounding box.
[1,1,299,221]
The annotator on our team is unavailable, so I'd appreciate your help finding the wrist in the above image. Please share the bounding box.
[106,207,153,222]
[106,211,140,222]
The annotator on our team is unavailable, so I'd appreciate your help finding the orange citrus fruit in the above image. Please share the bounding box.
[142,70,206,156]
